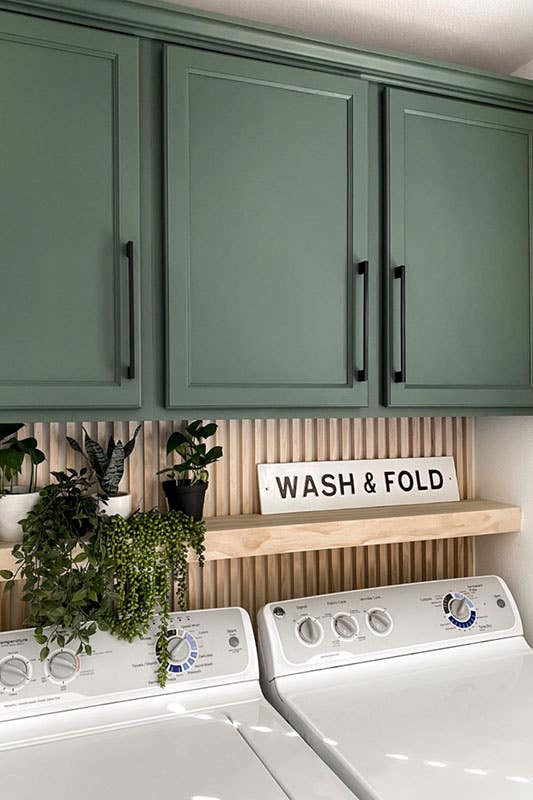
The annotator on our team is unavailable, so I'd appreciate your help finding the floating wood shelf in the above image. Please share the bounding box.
[0,499,520,577]
[199,499,520,561]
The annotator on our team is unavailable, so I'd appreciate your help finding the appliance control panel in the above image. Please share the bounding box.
[258,576,522,678]
[0,607,257,720]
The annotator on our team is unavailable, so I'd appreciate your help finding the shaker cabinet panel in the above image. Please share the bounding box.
[165,45,369,409]
[386,88,533,407]
[0,12,141,409]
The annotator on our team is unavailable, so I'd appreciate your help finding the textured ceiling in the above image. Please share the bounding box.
[167,0,533,74]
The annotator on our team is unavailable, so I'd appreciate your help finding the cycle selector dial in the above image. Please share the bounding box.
[162,628,199,674]
[333,614,359,640]
[367,608,393,636]
[443,591,476,629]
[297,616,323,646]
[0,656,31,692]
[449,598,470,621]
[47,650,79,684]
[167,636,191,664]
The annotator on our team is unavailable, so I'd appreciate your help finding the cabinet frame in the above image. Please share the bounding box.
[385,87,533,408]
[164,45,370,409]
[0,11,141,410]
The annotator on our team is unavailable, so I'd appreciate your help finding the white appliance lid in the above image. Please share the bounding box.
[1,711,292,800]
[276,638,533,800]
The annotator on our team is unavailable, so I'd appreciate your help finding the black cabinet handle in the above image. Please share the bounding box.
[126,241,136,380]
[356,260,369,382]
[393,264,406,383]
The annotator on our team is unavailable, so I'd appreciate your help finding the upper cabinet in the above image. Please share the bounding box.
[0,12,141,410]
[386,88,533,407]
[164,46,370,409]
[3,2,533,418]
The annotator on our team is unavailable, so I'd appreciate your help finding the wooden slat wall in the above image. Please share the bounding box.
[1,417,473,631]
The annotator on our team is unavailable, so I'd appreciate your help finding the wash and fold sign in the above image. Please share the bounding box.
[257,457,459,515]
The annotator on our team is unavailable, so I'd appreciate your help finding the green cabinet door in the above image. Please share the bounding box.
[386,88,533,407]
[0,12,140,409]
[165,46,369,409]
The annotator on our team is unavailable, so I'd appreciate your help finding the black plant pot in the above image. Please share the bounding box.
[162,479,207,521]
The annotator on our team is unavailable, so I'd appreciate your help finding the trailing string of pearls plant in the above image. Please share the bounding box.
[100,510,205,687]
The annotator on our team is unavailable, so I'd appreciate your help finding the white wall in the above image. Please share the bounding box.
[476,417,533,642]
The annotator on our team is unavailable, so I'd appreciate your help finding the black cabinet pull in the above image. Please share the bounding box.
[126,241,136,380]
[393,264,406,383]
[356,260,369,382]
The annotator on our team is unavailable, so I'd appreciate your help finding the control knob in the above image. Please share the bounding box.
[367,608,393,636]
[297,617,323,646]
[48,650,78,683]
[449,598,470,622]
[333,614,358,640]
[0,656,30,690]
[167,636,191,664]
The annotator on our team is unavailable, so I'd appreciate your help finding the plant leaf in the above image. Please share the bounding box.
[166,431,187,454]
[197,423,217,439]
[0,447,24,478]
[123,424,142,458]
[0,570,13,580]
[66,436,84,455]
[186,420,202,437]
[0,423,24,445]
[17,437,37,453]
[106,437,116,460]
[30,448,46,466]
[83,428,108,478]
[101,441,125,496]
[204,446,223,464]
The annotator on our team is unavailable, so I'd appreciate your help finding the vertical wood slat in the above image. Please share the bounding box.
[4,417,474,631]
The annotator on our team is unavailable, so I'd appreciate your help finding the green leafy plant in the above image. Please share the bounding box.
[0,469,111,659]
[0,423,45,495]
[158,421,223,485]
[67,425,141,497]
[100,509,205,686]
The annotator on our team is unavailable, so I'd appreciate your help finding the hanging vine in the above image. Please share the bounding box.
[100,509,206,686]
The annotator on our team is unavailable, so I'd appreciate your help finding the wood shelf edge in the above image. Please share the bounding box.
[0,499,521,576]
[200,499,521,561]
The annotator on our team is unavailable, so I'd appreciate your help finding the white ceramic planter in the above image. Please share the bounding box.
[0,488,40,543]
[97,493,132,519]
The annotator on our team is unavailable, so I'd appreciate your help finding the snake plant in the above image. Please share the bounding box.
[67,425,141,497]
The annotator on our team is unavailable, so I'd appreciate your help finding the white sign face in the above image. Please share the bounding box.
[257,457,459,515]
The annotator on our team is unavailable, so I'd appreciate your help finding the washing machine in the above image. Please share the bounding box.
[258,575,533,799]
[0,606,356,799]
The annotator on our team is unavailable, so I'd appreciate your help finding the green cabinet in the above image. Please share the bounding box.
[0,12,141,410]
[386,88,533,407]
[3,1,533,418]
[164,45,369,409]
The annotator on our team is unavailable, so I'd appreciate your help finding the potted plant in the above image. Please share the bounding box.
[1,469,108,658]
[0,423,45,542]
[67,425,141,518]
[0,473,205,687]
[158,420,223,520]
